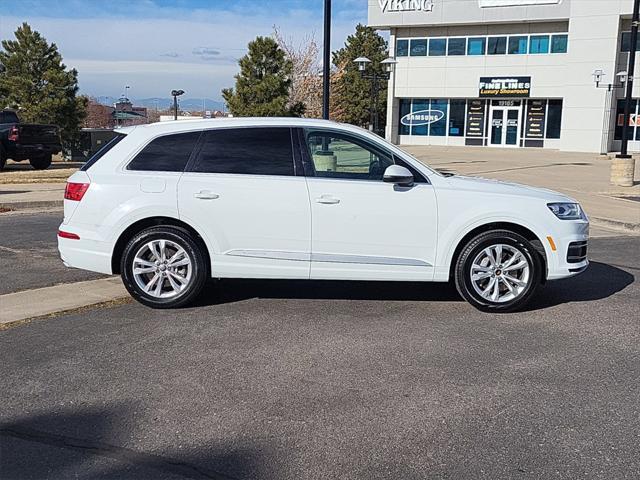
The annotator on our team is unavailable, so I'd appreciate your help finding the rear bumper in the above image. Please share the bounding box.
[58,226,113,275]
[8,144,62,159]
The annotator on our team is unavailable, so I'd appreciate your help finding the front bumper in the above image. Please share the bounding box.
[545,219,590,280]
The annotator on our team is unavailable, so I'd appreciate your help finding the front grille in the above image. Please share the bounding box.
[567,240,588,264]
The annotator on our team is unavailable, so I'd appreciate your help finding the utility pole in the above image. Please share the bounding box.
[619,0,640,158]
[322,0,331,120]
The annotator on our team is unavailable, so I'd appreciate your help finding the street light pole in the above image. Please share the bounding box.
[322,0,331,120]
[619,0,640,158]
[355,57,397,135]
[171,89,184,121]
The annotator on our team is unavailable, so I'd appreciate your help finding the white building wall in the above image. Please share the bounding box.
[369,0,640,153]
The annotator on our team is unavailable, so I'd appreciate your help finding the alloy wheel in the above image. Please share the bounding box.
[132,239,193,298]
[469,243,531,303]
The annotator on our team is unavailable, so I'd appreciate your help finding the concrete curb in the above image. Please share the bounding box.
[0,277,129,325]
[591,217,640,234]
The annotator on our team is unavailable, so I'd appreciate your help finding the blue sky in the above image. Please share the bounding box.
[0,0,368,101]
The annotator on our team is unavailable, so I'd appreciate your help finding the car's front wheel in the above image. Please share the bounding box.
[121,226,208,308]
[454,230,542,312]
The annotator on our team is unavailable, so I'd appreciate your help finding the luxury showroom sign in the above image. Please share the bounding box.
[378,0,434,13]
[479,77,531,98]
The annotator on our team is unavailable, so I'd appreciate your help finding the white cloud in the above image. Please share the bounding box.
[1,6,366,100]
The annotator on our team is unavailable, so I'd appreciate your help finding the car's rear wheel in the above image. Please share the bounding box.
[454,230,542,312]
[121,226,208,308]
[29,153,52,170]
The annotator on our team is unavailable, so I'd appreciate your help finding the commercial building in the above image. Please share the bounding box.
[368,0,640,153]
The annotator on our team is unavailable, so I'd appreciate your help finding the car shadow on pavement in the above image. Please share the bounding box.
[0,405,270,479]
[195,278,463,307]
[524,261,634,311]
[195,261,634,312]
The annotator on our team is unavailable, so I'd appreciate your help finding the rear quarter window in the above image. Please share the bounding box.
[127,131,201,172]
[80,133,127,171]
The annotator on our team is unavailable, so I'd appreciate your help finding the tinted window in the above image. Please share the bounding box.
[508,36,528,54]
[396,39,409,56]
[305,131,393,181]
[448,38,466,55]
[529,35,549,54]
[81,133,127,171]
[467,37,486,55]
[0,111,19,123]
[128,131,200,172]
[410,39,427,56]
[551,34,568,53]
[449,99,466,137]
[429,38,446,56]
[192,127,294,176]
[546,99,563,139]
[487,37,507,55]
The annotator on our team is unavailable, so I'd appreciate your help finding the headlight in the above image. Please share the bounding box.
[547,202,585,220]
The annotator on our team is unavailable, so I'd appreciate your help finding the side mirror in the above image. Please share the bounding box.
[383,165,414,186]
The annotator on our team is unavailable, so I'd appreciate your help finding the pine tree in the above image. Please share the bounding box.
[0,23,87,145]
[222,36,304,117]
[332,24,388,128]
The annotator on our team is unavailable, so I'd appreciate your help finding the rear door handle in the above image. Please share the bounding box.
[194,191,219,200]
[316,195,340,205]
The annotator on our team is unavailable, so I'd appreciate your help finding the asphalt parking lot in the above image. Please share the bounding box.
[0,213,638,479]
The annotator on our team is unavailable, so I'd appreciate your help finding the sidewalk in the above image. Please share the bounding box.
[0,182,65,210]
[405,145,640,232]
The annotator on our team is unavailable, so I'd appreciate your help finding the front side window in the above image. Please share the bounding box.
[448,37,466,56]
[396,39,409,57]
[487,37,507,55]
[467,37,486,55]
[508,36,528,54]
[305,131,393,181]
[127,131,200,172]
[410,38,427,56]
[529,35,550,54]
[191,127,294,176]
[429,38,446,56]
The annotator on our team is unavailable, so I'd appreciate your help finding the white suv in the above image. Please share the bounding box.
[58,118,589,312]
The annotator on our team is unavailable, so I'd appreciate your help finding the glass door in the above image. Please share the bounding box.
[489,106,521,147]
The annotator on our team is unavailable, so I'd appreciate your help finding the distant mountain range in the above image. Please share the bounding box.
[95,96,226,112]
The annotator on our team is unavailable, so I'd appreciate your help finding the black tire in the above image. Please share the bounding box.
[120,226,208,308]
[0,146,6,171]
[454,230,542,313]
[29,153,52,170]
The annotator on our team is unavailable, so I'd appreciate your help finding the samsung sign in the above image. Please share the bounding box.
[400,109,445,126]
[378,0,434,13]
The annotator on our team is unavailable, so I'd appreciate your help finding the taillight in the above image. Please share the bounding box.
[58,230,80,240]
[64,182,90,201]
[8,126,19,142]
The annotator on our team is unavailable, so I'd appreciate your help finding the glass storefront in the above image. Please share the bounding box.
[398,98,563,147]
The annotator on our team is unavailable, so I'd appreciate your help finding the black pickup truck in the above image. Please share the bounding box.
[0,110,62,170]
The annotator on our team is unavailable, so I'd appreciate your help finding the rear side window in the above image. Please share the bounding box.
[0,111,19,123]
[191,127,294,176]
[81,133,126,171]
[127,131,201,172]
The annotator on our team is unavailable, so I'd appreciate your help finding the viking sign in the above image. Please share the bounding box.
[378,0,435,13]
[479,77,531,98]
[400,109,445,127]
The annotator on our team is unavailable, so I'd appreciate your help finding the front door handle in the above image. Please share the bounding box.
[194,191,219,200]
[316,195,340,205]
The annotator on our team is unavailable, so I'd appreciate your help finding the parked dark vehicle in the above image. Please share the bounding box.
[0,110,62,170]
[66,128,119,162]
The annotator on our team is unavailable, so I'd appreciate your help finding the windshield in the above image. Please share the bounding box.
[80,133,127,171]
